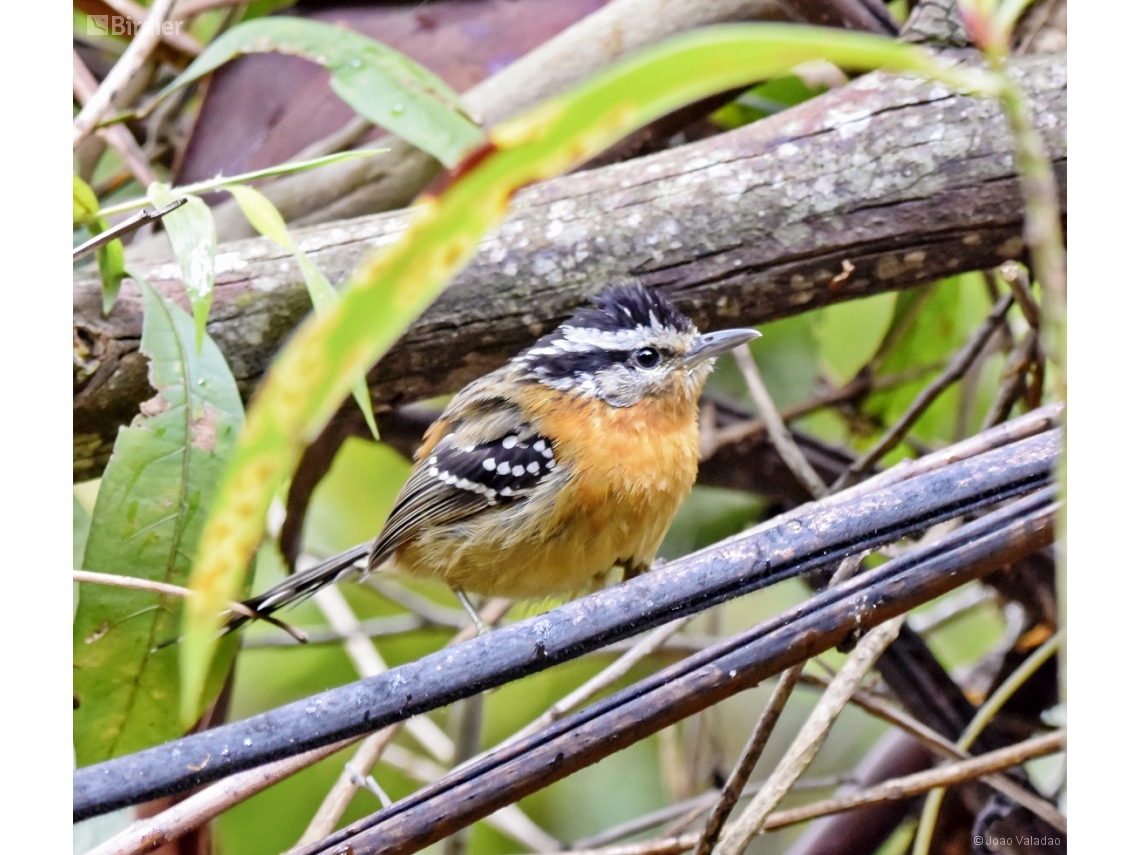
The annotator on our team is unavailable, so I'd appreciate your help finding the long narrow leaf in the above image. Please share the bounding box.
[147,183,217,349]
[158,17,484,167]
[227,183,379,439]
[181,24,1000,714]
[75,280,244,762]
[94,149,387,220]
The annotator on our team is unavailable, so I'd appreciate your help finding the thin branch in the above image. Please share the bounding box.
[310,585,455,764]
[83,737,361,855]
[797,674,1067,831]
[104,0,202,56]
[911,630,1065,854]
[73,50,157,188]
[73,0,176,148]
[981,328,1040,429]
[499,618,692,747]
[294,728,401,850]
[73,200,187,261]
[443,695,486,855]
[754,729,1064,832]
[693,553,865,855]
[831,294,1016,491]
[557,730,1063,855]
[998,260,1041,329]
[288,115,375,163]
[296,594,510,845]
[701,364,941,460]
[711,615,909,855]
[573,777,851,850]
[907,584,994,634]
[732,348,828,499]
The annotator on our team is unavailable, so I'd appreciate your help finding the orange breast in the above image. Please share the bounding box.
[520,384,701,563]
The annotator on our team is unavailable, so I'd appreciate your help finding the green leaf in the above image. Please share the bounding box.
[180,23,1001,713]
[148,183,217,349]
[226,184,379,440]
[74,495,92,619]
[74,494,91,570]
[159,17,484,168]
[74,174,99,226]
[88,217,127,315]
[817,291,897,386]
[73,280,244,764]
[865,272,990,445]
[95,150,387,221]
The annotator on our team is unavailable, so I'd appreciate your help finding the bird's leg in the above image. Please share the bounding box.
[455,589,491,636]
[619,560,651,584]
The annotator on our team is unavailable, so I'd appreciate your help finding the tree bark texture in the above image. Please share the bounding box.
[73,52,1066,481]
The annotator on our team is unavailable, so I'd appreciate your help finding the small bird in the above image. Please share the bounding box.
[235,284,759,631]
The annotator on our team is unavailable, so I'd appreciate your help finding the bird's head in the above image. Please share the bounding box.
[512,284,761,408]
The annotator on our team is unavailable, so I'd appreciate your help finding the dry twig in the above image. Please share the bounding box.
[732,348,828,499]
[74,0,176,148]
[712,615,908,855]
[73,50,157,188]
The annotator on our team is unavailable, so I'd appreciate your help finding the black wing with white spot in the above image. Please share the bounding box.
[368,430,557,568]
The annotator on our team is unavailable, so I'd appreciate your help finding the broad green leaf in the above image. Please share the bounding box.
[73,281,244,764]
[226,184,379,439]
[159,17,484,168]
[89,217,127,314]
[181,23,1000,714]
[148,183,217,349]
[74,174,99,226]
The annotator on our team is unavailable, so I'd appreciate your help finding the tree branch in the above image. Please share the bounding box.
[74,52,1066,481]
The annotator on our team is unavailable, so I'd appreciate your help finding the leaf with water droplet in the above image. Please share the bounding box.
[147,183,217,350]
[74,278,245,763]
[159,17,483,167]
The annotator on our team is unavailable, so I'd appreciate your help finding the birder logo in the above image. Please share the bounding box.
[86,15,186,37]
[86,15,110,36]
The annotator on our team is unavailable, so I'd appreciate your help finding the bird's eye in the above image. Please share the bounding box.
[633,347,661,369]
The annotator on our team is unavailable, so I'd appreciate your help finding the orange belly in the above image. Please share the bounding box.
[393,386,702,599]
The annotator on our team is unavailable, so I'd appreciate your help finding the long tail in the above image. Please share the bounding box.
[225,542,372,634]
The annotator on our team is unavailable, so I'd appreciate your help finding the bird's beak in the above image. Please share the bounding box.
[685,328,762,366]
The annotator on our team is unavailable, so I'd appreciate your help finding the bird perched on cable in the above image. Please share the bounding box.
[232,284,760,632]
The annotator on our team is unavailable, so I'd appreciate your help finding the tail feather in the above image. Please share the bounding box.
[225,543,371,634]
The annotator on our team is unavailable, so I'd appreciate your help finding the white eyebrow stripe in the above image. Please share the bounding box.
[559,326,650,350]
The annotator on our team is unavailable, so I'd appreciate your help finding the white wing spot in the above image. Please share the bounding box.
[497,462,511,475]
[512,465,525,477]
[502,435,518,449]
[526,462,540,474]
[482,458,496,471]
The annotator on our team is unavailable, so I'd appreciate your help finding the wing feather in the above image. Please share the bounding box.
[368,381,557,569]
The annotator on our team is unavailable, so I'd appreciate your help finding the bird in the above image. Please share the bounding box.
[231,284,760,633]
